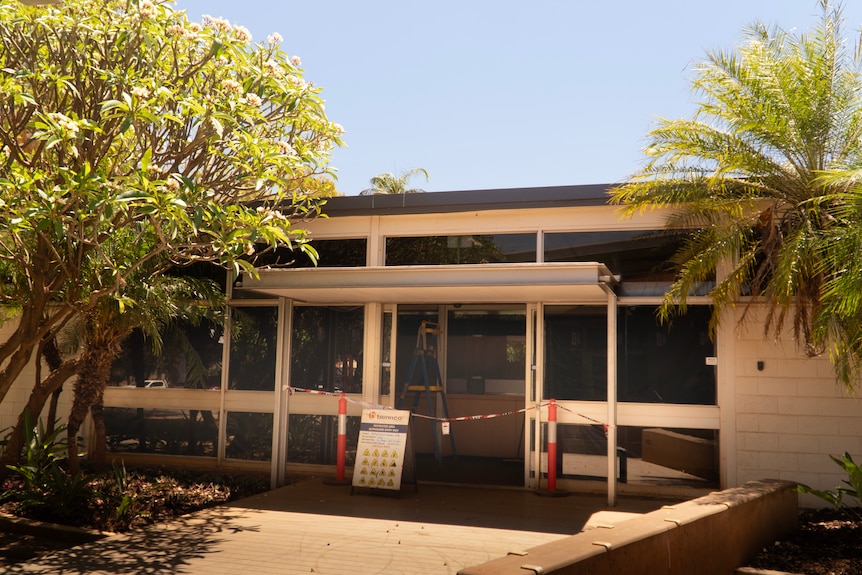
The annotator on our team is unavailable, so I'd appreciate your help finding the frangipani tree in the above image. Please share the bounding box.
[610,1,862,386]
[0,0,342,419]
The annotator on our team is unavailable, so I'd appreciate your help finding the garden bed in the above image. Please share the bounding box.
[746,508,862,575]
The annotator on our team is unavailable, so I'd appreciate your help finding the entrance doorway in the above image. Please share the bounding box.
[396,305,527,485]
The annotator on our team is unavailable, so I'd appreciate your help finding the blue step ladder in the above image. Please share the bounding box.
[398,321,456,462]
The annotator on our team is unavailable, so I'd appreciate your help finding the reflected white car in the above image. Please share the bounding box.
[143,379,168,388]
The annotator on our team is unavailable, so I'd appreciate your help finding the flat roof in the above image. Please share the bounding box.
[316,183,615,217]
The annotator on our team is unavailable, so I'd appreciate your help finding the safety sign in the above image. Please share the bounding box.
[352,409,411,490]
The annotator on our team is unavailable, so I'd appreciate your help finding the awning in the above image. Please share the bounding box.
[237,262,617,304]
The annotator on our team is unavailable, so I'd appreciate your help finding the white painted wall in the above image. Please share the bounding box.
[0,319,75,442]
[730,307,862,507]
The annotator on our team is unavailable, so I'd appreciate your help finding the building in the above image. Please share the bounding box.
[2,184,858,505]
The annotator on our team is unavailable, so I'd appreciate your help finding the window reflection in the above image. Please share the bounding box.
[250,238,367,268]
[618,306,715,404]
[229,306,278,391]
[386,234,536,265]
[109,319,224,389]
[104,407,218,457]
[288,414,360,465]
[544,306,607,401]
[542,305,716,405]
[618,426,719,487]
[446,309,526,395]
[544,230,713,296]
[290,306,364,393]
[225,412,273,461]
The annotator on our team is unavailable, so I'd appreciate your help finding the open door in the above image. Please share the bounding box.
[396,305,527,485]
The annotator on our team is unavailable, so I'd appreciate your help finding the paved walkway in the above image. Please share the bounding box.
[8,478,677,575]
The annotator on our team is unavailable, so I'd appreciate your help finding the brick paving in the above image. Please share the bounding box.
[5,478,674,574]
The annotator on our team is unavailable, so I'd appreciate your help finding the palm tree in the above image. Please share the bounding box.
[609,1,862,385]
[360,168,429,195]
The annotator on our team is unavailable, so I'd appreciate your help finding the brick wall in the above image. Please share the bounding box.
[730,307,862,506]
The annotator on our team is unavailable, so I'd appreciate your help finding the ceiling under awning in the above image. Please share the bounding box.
[236,262,617,304]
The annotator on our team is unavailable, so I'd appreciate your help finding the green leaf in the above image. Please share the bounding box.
[100,99,124,113]
[210,116,224,137]
[140,149,152,173]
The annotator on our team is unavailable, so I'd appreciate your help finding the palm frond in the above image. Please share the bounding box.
[615,1,862,386]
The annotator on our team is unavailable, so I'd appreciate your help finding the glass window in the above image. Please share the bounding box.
[386,234,536,265]
[228,306,279,391]
[544,230,713,297]
[394,307,439,400]
[288,414,360,465]
[543,305,716,404]
[543,306,607,401]
[247,239,367,269]
[617,426,719,488]
[225,412,273,461]
[109,319,224,389]
[446,309,526,395]
[104,407,218,457]
[292,238,367,268]
[618,306,716,405]
[290,306,365,393]
[548,422,608,482]
[380,310,393,396]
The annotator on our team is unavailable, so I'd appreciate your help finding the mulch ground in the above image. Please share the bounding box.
[748,508,862,575]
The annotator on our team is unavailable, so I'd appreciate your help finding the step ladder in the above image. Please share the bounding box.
[398,321,456,461]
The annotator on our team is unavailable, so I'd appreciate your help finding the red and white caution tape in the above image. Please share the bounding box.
[284,386,611,429]
[410,404,541,422]
[556,404,610,432]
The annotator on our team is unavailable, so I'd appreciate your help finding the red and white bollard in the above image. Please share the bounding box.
[547,398,557,493]
[336,393,347,482]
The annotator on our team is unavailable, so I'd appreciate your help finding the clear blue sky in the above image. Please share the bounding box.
[175,1,862,196]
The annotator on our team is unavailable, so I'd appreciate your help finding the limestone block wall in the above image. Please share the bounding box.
[0,320,75,440]
[729,307,862,506]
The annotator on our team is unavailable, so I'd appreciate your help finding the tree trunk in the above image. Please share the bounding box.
[67,350,111,476]
[90,387,107,471]
[0,355,83,480]
[41,336,65,436]
[0,263,73,407]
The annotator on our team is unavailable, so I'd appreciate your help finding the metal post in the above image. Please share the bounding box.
[336,393,347,482]
[547,398,557,493]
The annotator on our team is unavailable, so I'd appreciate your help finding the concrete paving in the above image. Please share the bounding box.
[7,477,679,575]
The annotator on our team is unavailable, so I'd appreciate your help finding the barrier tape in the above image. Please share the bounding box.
[284,385,611,429]
[411,405,540,422]
[556,404,611,433]
[285,386,393,411]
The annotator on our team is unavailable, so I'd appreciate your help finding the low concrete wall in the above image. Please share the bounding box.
[459,479,798,575]
[0,512,108,545]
